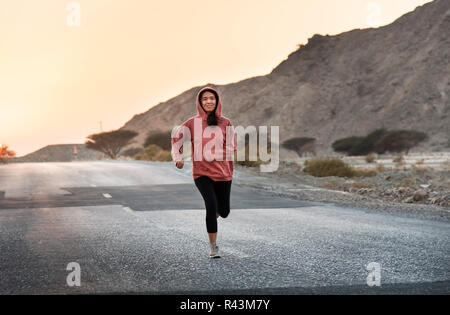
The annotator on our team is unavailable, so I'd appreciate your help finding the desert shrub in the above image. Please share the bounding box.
[304,157,377,178]
[122,147,144,157]
[320,179,342,190]
[375,164,386,172]
[353,168,377,177]
[154,150,172,161]
[134,144,172,161]
[374,130,428,154]
[304,157,358,178]
[332,136,364,154]
[392,155,404,163]
[412,165,427,172]
[393,154,405,168]
[350,181,374,189]
[144,131,172,151]
[398,177,415,188]
[365,153,376,163]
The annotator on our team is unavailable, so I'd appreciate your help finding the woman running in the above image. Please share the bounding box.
[171,86,237,258]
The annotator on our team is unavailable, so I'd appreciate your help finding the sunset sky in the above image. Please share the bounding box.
[1,0,432,157]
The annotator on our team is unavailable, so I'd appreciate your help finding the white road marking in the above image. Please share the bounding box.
[90,184,97,187]
[102,193,112,198]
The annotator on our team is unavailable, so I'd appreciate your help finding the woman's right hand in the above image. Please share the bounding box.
[175,160,184,169]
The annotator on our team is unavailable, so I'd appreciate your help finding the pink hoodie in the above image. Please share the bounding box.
[171,86,237,181]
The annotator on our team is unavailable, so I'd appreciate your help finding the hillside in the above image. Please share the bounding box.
[119,0,449,155]
[7,144,105,163]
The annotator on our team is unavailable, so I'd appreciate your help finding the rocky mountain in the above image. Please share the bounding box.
[120,0,449,155]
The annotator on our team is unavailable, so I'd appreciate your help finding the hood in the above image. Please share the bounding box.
[196,86,222,119]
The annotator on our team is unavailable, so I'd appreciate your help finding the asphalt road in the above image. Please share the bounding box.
[0,161,449,294]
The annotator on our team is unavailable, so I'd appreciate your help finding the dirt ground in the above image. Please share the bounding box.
[232,155,450,223]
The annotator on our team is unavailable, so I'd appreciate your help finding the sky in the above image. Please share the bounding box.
[1,0,433,157]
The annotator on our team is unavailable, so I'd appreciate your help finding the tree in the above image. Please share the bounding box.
[348,128,389,156]
[0,144,16,163]
[85,130,138,159]
[332,136,364,154]
[282,137,317,157]
[331,129,389,156]
[374,130,428,155]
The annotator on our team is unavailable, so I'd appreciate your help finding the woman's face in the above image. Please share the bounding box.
[201,91,216,114]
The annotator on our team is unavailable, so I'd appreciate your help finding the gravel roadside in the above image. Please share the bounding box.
[232,161,450,223]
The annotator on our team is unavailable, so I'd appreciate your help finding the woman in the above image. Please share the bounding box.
[171,86,236,259]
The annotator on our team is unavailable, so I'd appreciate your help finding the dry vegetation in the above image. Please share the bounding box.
[134,144,172,161]
[303,157,377,178]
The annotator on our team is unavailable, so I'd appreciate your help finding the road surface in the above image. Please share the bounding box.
[0,161,449,294]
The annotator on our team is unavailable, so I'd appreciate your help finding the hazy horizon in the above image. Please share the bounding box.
[1,0,433,157]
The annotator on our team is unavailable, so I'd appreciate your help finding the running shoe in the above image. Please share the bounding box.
[209,243,220,258]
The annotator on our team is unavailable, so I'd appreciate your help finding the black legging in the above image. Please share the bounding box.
[194,176,232,233]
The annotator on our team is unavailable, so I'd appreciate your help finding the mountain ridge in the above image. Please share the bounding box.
[118,0,449,155]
